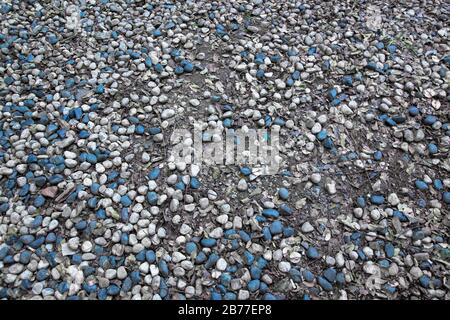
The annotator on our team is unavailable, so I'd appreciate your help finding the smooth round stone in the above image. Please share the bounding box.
[278,261,291,273]
[301,222,314,233]
[278,188,289,200]
[306,247,319,259]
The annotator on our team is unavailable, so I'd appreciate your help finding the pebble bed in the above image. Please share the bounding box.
[0,0,449,300]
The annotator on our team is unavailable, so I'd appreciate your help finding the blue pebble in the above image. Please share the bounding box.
[36,268,48,281]
[223,118,233,128]
[248,280,260,292]
[250,258,265,271]
[387,44,397,54]
[393,210,408,222]
[200,238,217,247]
[417,198,427,208]
[96,209,106,219]
[342,75,353,86]
[79,130,90,139]
[47,34,58,44]
[323,268,337,283]
[262,227,272,241]
[45,233,56,243]
[19,251,32,264]
[120,233,129,245]
[136,250,146,262]
[21,279,32,290]
[433,179,443,190]
[83,283,98,294]
[120,195,132,207]
[34,195,46,208]
[205,253,219,269]
[279,204,293,215]
[317,276,333,291]
[262,208,280,218]
[146,191,158,205]
[149,127,161,135]
[97,288,107,300]
[306,247,319,259]
[384,117,397,127]
[72,254,82,265]
[423,115,437,125]
[224,292,236,300]
[323,137,334,149]
[144,57,152,67]
[370,195,385,205]
[175,66,184,75]
[195,251,207,264]
[307,47,316,55]
[432,278,443,289]
[428,143,438,154]
[175,181,185,190]
[250,266,262,279]
[269,221,283,235]
[135,125,145,135]
[292,70,301,80]
[328,87,337,100]
[289,268,302,283]
[278,187,289,200]
[182,61,194,73]
[415,180,428,191]
[20,235,34,245]
[145,250,156,263]
[130,271,140,284]
[238,230,251,242]
[336,272,346,286]
[158,259,169,277]
[322,60,331,70]
[256,69,265,79]
[419,275,430,288]
[185,242,197,255]
[0,246,10,261]
[264,293,278,300]
[243,251,254,265]
[75,220,87,230]
[283,227,295,237]
[95,84,105,94]
[385,242,395,258]
[154,63,164,73]
[31,215,43,228]
[356,196,366,208]
[220,273,231,286]
[57,282,69,294]
[87,197,98,209]
[373,151,383,161]
[412,229,425,241]
[190,177,200,189]
[240,166,252,176]
[211,292,222,300]
[408,106,420,116]
[148,167,161,180]
[384,284,396,294]
[107,284,120,296]
[443,192,450,204]
[0,203,9,213]
[375,42,384,50]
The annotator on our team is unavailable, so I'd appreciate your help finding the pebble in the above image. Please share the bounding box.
[301,222,314,233]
